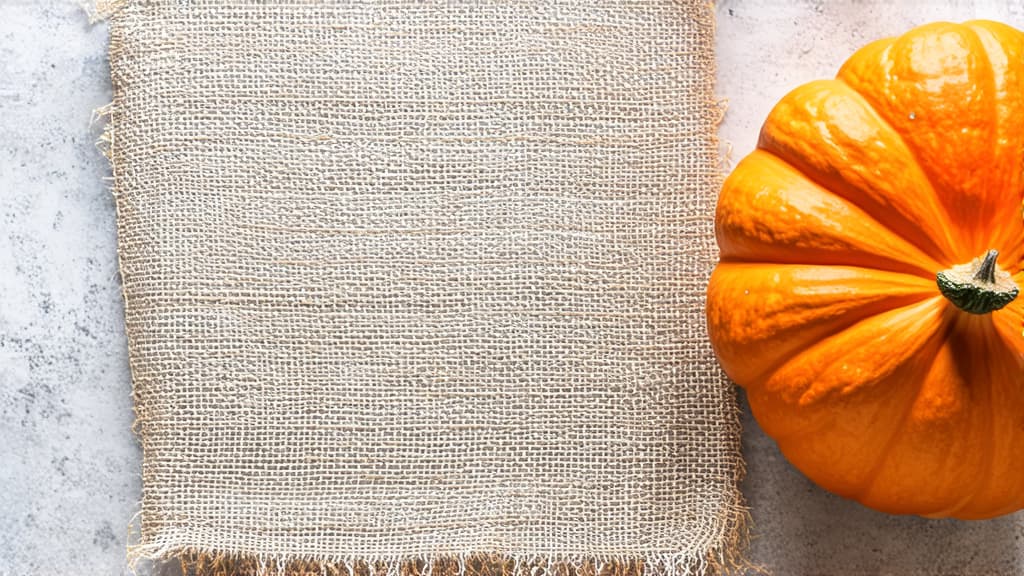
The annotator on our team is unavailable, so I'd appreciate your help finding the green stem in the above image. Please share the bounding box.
[936,249,1019,315]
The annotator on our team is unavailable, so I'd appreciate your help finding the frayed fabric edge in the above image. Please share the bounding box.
[128,540,757,576]
[92,102,115,165]
[128,497,757,576]
[85,0,129,23]
[125,489,755,576]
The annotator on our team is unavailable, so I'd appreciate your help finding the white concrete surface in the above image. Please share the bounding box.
[1,1,1023,574]
[0,2,138,575]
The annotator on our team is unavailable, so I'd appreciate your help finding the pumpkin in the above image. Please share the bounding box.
[707,20,1024,519]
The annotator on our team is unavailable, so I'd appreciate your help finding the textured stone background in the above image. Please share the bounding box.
[0,2,139,575]
[1,1,1022,574]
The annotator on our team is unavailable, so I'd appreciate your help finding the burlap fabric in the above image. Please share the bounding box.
[100,1,745,574]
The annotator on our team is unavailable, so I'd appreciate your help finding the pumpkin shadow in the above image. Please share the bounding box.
[738,389,1023,575]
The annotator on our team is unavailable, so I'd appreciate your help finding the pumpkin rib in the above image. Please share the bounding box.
[775,300,967,513]
[955,23,1014,259]
[829,74,964,266]
[963,20,1024,267]
[760,369,922,500]
[852,315,972,516]
[756,77,958,266]
[836,29,956,234]
[755,295,946,408]
[707,263,938,386]
[991,276,1024,355]
[962,311,1024,518]
[763,346,928,443]
[716,149,943,277]
[837,23,1010,262]
[937,313,1002,518]
[848,308,1022,519]
[793,297,947,406]
[830,376,926,506]
[972,349,1001,519]
[756,298,949,500]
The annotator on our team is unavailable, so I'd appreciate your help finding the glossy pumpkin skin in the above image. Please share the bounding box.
[707,21,1024,519]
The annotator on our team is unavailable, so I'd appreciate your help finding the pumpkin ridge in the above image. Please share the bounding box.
[962,311,1024,518]
[956,23,1002,255]
[830,74,961,265]
[761,299,949,500]
[742,290,938,388]
[940,313,1002,518]
[851,317,960,514]
[964,21,1024,266]
[756,79,958,266]
[708,264,938,386]
[837,23,1020,262]
[754,296,945,406]
[717,253,936,280]
[718,148,944,278]
[991,275,1024,355]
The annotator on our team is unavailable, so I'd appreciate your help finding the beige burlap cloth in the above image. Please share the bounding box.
[99,1,745,574]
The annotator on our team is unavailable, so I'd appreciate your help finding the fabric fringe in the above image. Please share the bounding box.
[128,495,757,575]
[92,102,115,164]
[128,541,759,576]
[86,0,129,23]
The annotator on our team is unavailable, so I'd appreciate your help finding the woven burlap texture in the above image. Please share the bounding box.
[101,1,745,574]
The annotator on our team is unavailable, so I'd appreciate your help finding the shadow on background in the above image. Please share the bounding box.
[738,389,1023,575]
[150,559,184,576]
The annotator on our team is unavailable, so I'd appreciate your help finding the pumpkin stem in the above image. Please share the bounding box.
[973,249,1000,283]
[937,249,1019,315]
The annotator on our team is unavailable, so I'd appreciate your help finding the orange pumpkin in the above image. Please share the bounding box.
[707,20,1024,519]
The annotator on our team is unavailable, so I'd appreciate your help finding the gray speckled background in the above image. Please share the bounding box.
[1,1,1022,575]
[1,1,138,575]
